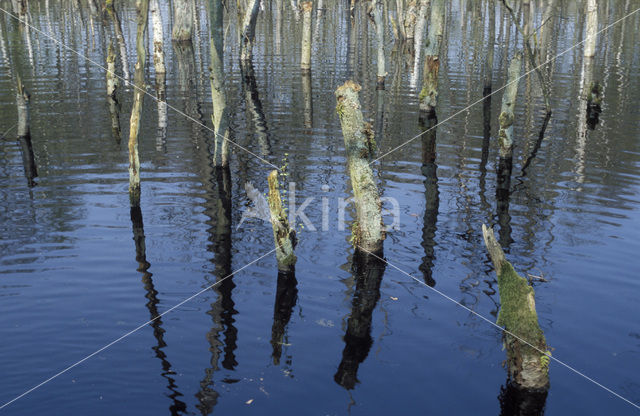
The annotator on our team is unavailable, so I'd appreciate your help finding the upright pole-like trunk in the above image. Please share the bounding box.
[498,52,522,159]
[106,0,131,82]
[172,0,194,42]
[335,81,385,255]
[300,1,312,72]
[16,76,37,187]
[584,0,597,58]
[240,0,260,61]
[209,0,230,166]
[128,0,150,208]
[482,224,550,391]
[150,0,166,77]
[106,41,122,143]
[419,0,444,117]
[267,170,297,273]
[372,0,386,88]
[410,0,429,88]
[483,0,496,95]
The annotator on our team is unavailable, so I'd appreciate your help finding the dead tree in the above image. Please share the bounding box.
[240,0,260,61]
[16,76,37,186]
[208,0,230,166]
[300,1,312,72]
[335,81,385,255]
[267,170,297,273]
[172,0,194,42]
[419,0,444,118]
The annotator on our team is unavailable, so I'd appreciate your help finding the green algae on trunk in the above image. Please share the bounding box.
[335,81,385,255]
[482,224,549,391]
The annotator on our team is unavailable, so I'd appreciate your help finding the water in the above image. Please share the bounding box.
[1,1,639,414]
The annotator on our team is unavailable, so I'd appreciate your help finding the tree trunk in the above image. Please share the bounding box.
[128,0,150,208]
[106,0,131,82]
[267,170,297,273]
[482,224,550,391]
[372,0,386,88]
[302,72,313,127]
[16,77,37,187]
[335,81,385,255]
[584,0,597,58]
[240,0,260,61]
[419,0,443,117]
[498,51,522,158]
[172,0,194,42]
[300,1,312,72]
[208,0,230,167]
[483,0,496,95]
[150,0,166,76]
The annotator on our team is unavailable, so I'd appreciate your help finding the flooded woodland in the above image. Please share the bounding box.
[1,0,640,414]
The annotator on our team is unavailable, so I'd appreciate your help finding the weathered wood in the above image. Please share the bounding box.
[106,41,118,97]
[106,0,131,82]
[150,0,166,76]
[482,224,549,391]
[208,0,230,166]
[240,0,260,61]
[372,0,386,88]
[16,77,37,187]
[268,170,297,273]
[498,51,522,158]
[584,0,597,58]
[335,81,385,255]
[128,0,150,208]
[172,0,194,42]
[419,0,443,116]
[300,1,312,72]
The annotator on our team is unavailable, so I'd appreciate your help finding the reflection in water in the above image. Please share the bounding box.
[498,381,548,416]
[302,71,312,128]
[335,253,386,390]
[241,60,271,156]
[17,135,37,187]
[496,155,513,249]
[130,207,187,415]
[270,271,298,365]
[196,166,236,415]
[419,114,438,287]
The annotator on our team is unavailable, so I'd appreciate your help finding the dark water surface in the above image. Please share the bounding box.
[1,1,640,415]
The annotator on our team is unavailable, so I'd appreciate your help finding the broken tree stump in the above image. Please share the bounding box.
[482,224,550,391]
[335,81,384,255]
[267,170,297,273]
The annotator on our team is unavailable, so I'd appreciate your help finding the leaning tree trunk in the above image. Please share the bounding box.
[419,0,444,118]
[335,81,385,255]
[498,51,522,159]
[300,1,312,72]
[208,0,230,166]
[240,0,260,61]
[128,0,150,208]
[482,224,550,391]
[172,0,194,42]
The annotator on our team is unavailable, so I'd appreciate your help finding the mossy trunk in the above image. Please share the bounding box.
[267,170,297,273]
[335,81,385,255]
[209,0,230,167]
[300,1,312,72]
[128,0,150,208]
[498,51,522,159]
[240,0,260,61]
[150,0,166,76]
[172,0,194,42]
[482,224,549,391]
[372,0,386,88]
[419,0,443,117]
[16,77,37,187]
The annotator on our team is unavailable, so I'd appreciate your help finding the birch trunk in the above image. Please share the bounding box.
[172,0,194,42]
[498,52,522,158]
[372,0,386,88]
[584,0,597,58]
[209,0,230,166]
[419,0,443,116]
[150,0,166,76]
[240,0,260,61]
[300,1,312,72]
[16,77,38,186]
[128,0,150,208]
